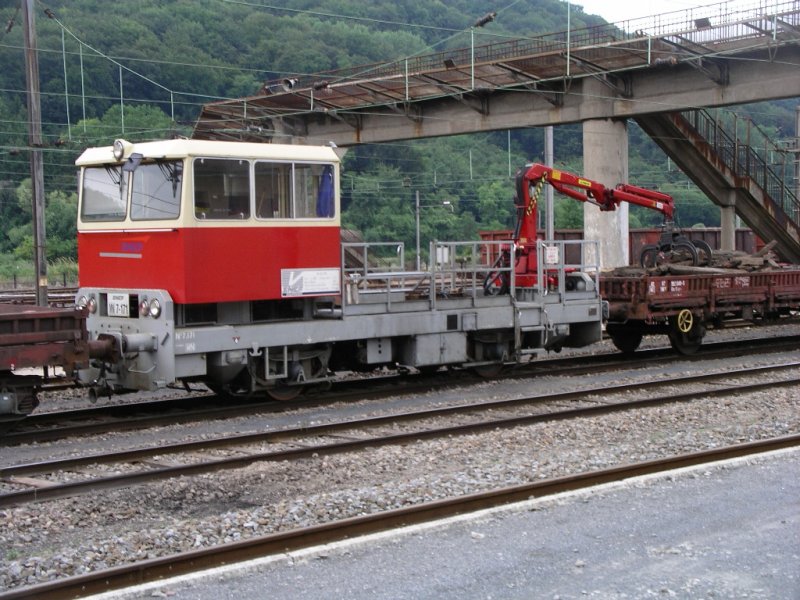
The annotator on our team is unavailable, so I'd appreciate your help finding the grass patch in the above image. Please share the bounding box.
[0,258,78,289]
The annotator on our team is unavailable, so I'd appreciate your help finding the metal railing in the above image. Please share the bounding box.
[678,108,800,225]
[342,241,407,278]
[427,240,513,308]
[340,239,602,310]
[631,0,799,42]
[535,240,601,299]
[341,241,415,308]
[340,240,514,309]
[264,0,799,88]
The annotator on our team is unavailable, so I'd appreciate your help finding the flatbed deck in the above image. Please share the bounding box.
[599,268,800,354]
[0,304,91,415]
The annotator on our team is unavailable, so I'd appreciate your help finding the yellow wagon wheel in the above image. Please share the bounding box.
[676,309,694,333]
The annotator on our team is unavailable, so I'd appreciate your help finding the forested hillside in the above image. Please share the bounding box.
[0,0,795,280]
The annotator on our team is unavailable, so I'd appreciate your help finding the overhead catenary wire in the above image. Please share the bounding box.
[7,0,793,140]
[0,0,794,202]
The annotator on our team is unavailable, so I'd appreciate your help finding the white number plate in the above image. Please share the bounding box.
[107,293,130,317]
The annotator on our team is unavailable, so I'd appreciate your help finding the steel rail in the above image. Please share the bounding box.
[5,334,799,446]
[2,434,798,600]
[2,363,797,508]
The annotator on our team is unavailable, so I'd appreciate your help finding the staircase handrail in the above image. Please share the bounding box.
[678,108,800,224]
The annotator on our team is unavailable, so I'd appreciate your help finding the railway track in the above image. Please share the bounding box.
[5,333,799,445]
[0,286,78,307]
[2,361,797,508]
[2,434,796,600]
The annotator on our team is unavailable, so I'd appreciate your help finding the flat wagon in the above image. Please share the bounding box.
[0,305,92,415]
[600,269,800,354]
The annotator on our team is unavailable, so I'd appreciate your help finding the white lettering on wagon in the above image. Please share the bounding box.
[281,268,341,297]
[648,279,686,296]
[670,279,687,293]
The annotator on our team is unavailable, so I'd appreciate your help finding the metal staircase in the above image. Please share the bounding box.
[635,109,800,263]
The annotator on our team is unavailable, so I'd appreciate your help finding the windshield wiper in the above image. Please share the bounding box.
[157,161,183,197]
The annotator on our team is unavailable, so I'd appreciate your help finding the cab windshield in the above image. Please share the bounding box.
[80,159,183,222]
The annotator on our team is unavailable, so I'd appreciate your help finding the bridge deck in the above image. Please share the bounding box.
[194,0,800,139]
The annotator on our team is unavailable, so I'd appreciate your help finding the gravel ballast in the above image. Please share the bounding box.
[1,327,799,591]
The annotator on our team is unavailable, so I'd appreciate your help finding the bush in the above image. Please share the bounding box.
[0,257,78,289]
[0,257,35,289]
[49,257,79,287]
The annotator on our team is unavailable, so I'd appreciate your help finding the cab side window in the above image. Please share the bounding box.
[193,158,251,219]
[255,161,335,219]
[255,162,291,218]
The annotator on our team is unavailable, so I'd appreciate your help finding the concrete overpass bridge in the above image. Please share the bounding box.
[193,0,800,266]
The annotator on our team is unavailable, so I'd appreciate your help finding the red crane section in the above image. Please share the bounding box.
[516,163,675,249]
[484,163,703,293]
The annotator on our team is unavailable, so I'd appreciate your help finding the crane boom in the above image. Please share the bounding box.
[516,163,675,250]
[482,163,708,294]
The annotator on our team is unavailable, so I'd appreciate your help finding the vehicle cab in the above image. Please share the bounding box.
[75,139,341,392]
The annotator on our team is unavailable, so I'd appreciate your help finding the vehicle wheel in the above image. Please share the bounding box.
[606,325,643,354]
[206,376,251,399]
[206,382,234,397]
[472,362,505,378]
[267,383,304,401]
[692,240,713,266]
[639,244,661,268]
[667,309,705,355]
[670,241,699,266]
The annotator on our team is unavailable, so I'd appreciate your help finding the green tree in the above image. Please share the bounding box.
[474,179,515,231]
[0,0,790,266]
[554,197,583,229]
[7,180,78,262]
[45,190,78,261]
[0,184,28,255]
[71,104,181,147]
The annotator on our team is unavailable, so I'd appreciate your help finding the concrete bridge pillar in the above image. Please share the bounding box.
[582,118,629,269]
[720,193,737,252]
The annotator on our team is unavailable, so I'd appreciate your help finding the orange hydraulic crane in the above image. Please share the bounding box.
[484,163,710,294]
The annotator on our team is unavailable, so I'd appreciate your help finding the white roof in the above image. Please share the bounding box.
[75,138,340,166]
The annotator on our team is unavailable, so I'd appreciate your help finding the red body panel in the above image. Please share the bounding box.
[78,226,341,303]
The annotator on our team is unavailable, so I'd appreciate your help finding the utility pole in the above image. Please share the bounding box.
[795,105,800,204]
[22,0,48,306]
[544,126,554,240]
[415,190,420,271]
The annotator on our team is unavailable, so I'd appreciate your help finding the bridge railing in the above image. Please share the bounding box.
[679,108,800,225]
[628,0,799,42]
[264,0,800,88]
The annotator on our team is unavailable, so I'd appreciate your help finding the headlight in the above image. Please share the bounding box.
[148,298,162,319]
[112,139,130,161]
[76,295,88,309]
[86,295,97,314]
[137,297,161,318]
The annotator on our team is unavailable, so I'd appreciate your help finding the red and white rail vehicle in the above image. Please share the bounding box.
[74,139,605,400]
